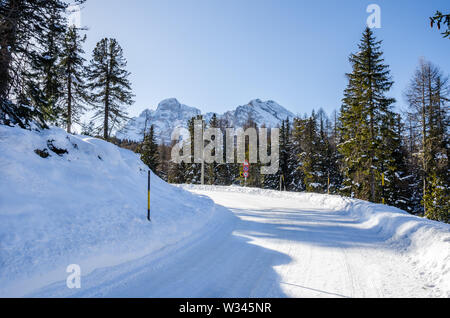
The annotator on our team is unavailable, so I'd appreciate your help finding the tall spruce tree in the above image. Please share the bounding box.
[290,117,306,191]
[59,26,89,133]
[184,115,203,184]
[24,4,67,124]
[296,112,325,193]
[205,114,221,185]
[87,38,134,140]
[338,27,396,203]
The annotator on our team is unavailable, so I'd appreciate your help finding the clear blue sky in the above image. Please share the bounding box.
[80,0,449,117]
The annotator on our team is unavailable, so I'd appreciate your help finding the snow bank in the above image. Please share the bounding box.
[183,185,450,297]
[0,125,224,297]
[347,200,450,297]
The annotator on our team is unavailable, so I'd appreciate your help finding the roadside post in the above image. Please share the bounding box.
[148,170,151,222]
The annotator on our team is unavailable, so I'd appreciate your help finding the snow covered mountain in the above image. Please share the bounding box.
[116,98,295,143]
[116,98,201,143]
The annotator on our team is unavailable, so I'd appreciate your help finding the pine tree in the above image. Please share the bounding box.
[139,125,160,172]
[205,114,220,185]
[263,123,281,190]
[59,26,89,133]
[0,0,80,128]
[379,112,411,210]
[280,118,294,190]
[297,112,325,193]
[423,173,449,223]
[338,27,396,202]
[430,11,450,39]
[168,140,186,184]
[87,38,134,140]
[290,118,306,191]
[158,143,171,182]
[241,115,262,188]
[24,4,67,124]
[216,117,237,186]
[184,115,203,184]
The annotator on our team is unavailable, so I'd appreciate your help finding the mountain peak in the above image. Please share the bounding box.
[117,98,295,143]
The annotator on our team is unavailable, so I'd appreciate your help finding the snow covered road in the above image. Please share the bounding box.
[30,185,448,298]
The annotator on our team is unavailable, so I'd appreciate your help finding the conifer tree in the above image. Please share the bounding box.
[24,4,67,124]
[290,118,306,191]
[423,173,449,223]
[206,114,221,185]
[216,118,237,186]
[184,115,203,184]
[378,112,411,210]
[338,27,396,202]
[280,118,294,190]
[263,124,281,190]
[139,125,160,172]
[87,38,134,140]
[59,26,89,133]
[0,0,81,128]
[297,112,325,193]
[168,141,186,184]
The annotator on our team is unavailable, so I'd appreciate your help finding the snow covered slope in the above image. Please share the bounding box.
[22,184,450,298]
[116,98,295,143]
[1,125,448,298]
[0,125,226,297]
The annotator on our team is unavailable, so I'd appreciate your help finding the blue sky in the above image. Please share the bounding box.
[80,0,449,117]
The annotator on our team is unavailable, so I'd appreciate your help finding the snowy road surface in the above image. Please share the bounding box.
[30,185,447,298]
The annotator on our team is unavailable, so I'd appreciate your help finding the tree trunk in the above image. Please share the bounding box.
[67,71,72,134]
[421,76,427,215]
[0,0,20,100]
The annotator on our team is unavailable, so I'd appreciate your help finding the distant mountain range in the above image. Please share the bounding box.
[116,98,296,144]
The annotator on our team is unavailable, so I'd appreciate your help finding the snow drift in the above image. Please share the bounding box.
[0,125,224,297]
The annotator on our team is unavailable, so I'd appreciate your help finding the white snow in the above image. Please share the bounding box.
[0,125,224,297]
[0,125,449,298]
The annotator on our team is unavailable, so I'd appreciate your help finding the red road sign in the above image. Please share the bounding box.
[243,160,250,179]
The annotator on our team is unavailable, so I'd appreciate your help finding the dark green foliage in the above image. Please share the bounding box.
[205,114,220,185]
[430,11,450,39]
[338,27,397,203]
[184,115,204,184]
[87,38,134,140]
[423,173,449,223]
[138,125,160,172]
[0,0,86,129]
[59,26,89,133]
